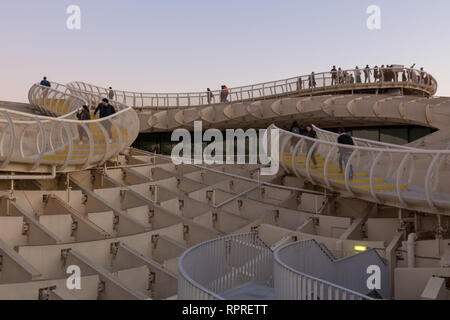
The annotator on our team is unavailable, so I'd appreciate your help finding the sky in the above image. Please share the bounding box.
[1,0,450,102]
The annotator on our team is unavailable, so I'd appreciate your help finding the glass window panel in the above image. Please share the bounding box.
[352,128,379,142]
[380,127,408,145]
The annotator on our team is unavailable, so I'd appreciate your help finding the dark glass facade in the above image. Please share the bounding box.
[133,126,436,155]
[342,126,435,145]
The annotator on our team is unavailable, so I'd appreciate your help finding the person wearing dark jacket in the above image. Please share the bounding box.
[207,88,214,104]
[337,128,354,179]
[39,77,51,100]
[305,124,318,168]
[40,77,51,87]
[77,105,91,143]
[290,121,301,134]
[94,98,116,118]
[331,66,337,85]
[94,98,116,142]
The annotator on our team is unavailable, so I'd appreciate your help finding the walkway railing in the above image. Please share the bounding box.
[312,125,418,151]
[274,239,374,300]
[275,124,450,213]
[67,66,437,110]
[178,233,273,300]
[0,84,139,173]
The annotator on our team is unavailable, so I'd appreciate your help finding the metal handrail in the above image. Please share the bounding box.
[129,148,327,196]
[312,125,420,151]
[274,239,374,300]
[274,125,450,213]
[67,66,437,110]
[0,83,139,172]
[178,232,273,300]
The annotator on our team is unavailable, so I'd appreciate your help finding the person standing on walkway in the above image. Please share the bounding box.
[221,85,229,103]
[94,98,116,143]
[374,66,380,83]
[420,68,425,84]
[331,66,337,86]
[40,77,51,87]
[309,72,316,88]
[305,124,318,168]
[290,121,301,134]
[76,105,91,143]
[337,68,343,84]
[343,71,349,84]
[337,128,354,180]
[297,77,303,91]
[408,63,416,82]
[364,65,371,83]
[207,88,214,104]
[380,65,386,82]
[108,87,115,100]
[39,76,51,101]
[355,66,362,83]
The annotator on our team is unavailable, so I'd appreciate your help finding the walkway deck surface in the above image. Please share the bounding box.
[0,101,36,114]
[220,283,275,300]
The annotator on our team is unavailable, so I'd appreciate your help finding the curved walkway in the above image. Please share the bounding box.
[178,234,383,300]
[66,67,439,132]
[276,124,450,214]
[274,239,388,300]
[178,233,273,300]
[0,83,139,173]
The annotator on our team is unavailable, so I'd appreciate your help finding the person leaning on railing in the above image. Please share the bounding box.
[40,77,51,88]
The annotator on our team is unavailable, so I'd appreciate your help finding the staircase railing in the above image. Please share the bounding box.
[178,232,273,300]
[274,239,375,300]
[312,125,419,151]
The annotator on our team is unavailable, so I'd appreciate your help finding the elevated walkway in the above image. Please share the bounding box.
[66,66,439,132]
[178,233,380,300]
[276,125,450,215]
[274,239,389,299]
[0,83,139,173]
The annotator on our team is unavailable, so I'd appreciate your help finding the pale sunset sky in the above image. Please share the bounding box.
[1,0,449,102]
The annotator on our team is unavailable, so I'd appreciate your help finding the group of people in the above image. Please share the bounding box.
[330,64,430,85]
[77,98,116,144]
[206,85,229,104]
[296,73,317,90]
[290,122,355,179]
[295,64,431,90]
[39,77,116,144]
